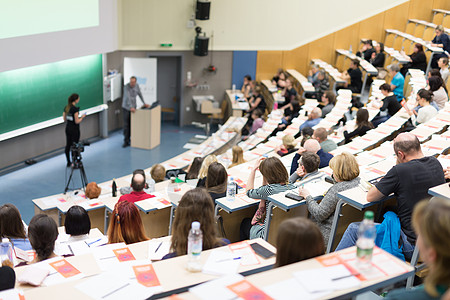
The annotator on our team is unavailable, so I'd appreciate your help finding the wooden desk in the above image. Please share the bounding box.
[178,246,414,300]
[225,90,249,117]
[428,183,450,200]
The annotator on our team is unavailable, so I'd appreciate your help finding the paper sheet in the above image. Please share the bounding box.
[202,250,241,276]
[189,274,244,300]
[148,240,172,261]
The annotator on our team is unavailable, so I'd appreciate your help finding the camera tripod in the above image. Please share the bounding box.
[64,158,88,194]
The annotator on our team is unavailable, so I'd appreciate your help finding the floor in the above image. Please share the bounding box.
[0,122,205,223]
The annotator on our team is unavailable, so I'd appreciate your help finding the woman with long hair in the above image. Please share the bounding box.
[386,198,450,299]
[196,155,218,188]
[28,214,59,263]
[163,188,228,259]
[205,162,228,203]
[0,204,32,250]
[275,217,324,267]
[107,201,148,244]
[186,157,203,180]
[228,146,246,169]
[428,76,448,110]
[63,93,86,167]
[343,108,374,143]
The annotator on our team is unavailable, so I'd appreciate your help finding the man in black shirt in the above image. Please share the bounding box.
[335,133,445,260]
[341,59,362,93]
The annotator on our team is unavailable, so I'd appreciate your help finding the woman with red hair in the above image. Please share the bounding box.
[107,201,149,244]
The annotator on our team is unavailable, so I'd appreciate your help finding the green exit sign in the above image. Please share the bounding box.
[160,43,173,47]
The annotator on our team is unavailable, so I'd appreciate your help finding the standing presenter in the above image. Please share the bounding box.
[63,93,85,167]
[122,76,149,147]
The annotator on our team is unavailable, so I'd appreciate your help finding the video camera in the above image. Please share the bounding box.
[70,141,90,163]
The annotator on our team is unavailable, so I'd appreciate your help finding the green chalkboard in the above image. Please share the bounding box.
[0,54,103,134]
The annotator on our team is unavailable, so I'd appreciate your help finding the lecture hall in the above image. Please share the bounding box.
[1,0,450,299]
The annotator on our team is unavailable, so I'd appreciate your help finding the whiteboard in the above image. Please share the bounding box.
[123,57,157,105]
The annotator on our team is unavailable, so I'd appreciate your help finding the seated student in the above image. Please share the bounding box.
[341,59,363,93]
[299,152,361,246]
[313,127,337,153]
[28,214,59,263]
[150,164,166,183]
[428,76,448,110]
[0,204,32,251]
[289,152,326,184]
[64,205,91,242]
[242,109,265,137]
[228,145,246,169]
[307,64,320,85]
[357,40,375,61]
[299,127,314,147]
[0,263,15,292]
[319,91,336,117]
[406,89,438,126]
[85,182,101,199]
[274,98,301,134]
[107,201,148,245]
[336,133,445,261]
[271,68,284,86]
[118,172,153,203]
[430,25,450,69]
[306,71,329,99]
[241,75,252,99]
[196,154,218,187]
[186,157,203,180]
[388,63,405,102]
[298,107,323,132]
[278,77,297,109]
[241,157,296,240]
[163,189,229,259]
[343,108,374,144]
[290,138,334,175]
[205,162,228,203]
[385,198,450,299]
[275,135,298,157]
[272,70,287,89]
[275,217,324,267]
[400,43,427,76]
[438,57,449,84]
[247,86,266,115]
[371,83,402,127]
[370,42,385,68]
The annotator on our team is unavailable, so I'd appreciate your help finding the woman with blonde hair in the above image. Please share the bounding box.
[299,152,361,246]
[275,217,324,267]
[228,146,246,169]
[386,198,450,299]
[275,134,298,157]
[107,201,148,245]
[241,157,296,240]
[196,154,217,187]
[163,188,229,259]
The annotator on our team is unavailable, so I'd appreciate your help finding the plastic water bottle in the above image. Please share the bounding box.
[168,177,181,193]
[0,238,14,264]
[147,178,155,193]
[112,178,117,197]
[187,221,203,272]
[356,211,376,267]
[349,45,353,54]
[226,177,236,201]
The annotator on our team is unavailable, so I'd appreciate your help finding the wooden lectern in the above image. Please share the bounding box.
[130,105,161,149]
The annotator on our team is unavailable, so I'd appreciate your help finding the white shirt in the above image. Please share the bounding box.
[415,105,438,125]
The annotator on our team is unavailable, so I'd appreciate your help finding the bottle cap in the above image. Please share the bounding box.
[2,238,9,243]
[170,177,176,182]
[364,211,374,220]
[191,221,200,230]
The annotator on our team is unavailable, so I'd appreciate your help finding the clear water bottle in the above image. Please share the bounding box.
[226,177,236,201]
[356,211,376,267]
[349,45,353,54]
[187,221,203,272]
[147,178,155,193]
[0,238,14,264]
[168,177,180,193]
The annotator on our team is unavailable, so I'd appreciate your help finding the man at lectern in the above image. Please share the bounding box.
[122,76,149,147]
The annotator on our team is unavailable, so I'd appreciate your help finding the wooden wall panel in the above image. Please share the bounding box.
[359,13,385,43]
[282,45,309,76]
[308,34,336,65]
[408,0,434,21]
[433,0,450,10]
[333,23,361,54]
[383,2,410,32]
[255,51,283,81]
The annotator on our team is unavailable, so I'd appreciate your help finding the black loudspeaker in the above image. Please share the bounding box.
[195,1,210,20]
[194,36,209,56]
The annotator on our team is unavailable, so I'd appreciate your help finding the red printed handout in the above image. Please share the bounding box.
[132,264,161,287]
[227,280,273,300]
[49,259,81,278]
[113,247,136,262]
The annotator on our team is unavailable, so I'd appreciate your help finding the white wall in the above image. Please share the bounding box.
[0,0,118,72]
[118,0,408,51]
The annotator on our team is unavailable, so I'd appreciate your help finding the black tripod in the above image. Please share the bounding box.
[64,146,88,194]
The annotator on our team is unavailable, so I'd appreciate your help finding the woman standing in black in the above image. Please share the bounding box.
[63,93,85,167]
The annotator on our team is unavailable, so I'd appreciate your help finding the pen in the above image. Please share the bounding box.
[87,238,102,246]
[332,273,360,281]
[215,256,242,263]
[154,242,163,253]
